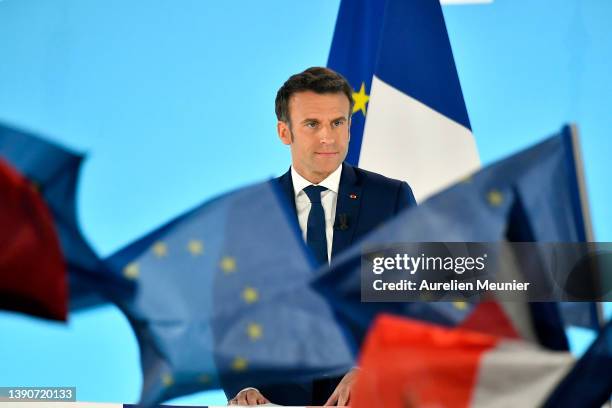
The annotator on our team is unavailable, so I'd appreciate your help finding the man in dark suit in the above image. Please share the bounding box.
[228,67,416,406]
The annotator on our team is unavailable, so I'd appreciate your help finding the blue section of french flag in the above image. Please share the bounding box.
[328,0,480,202]
[327,0,387,166]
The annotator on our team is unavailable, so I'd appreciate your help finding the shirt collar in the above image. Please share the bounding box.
[291,164,342,198]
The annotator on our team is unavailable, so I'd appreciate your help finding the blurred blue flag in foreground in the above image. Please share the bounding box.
[0,123,132,310]
[107,181,355,405]
[315,124,598,351]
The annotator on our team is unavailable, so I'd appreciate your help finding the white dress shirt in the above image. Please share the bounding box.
[291,165,342,263]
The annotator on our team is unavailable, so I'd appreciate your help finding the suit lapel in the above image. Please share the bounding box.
[276,168,297,219]
[332,163,362,259]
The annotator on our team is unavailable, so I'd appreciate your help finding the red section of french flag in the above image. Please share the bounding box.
[459,301,520,339]
[0,158,67,321]
[352,314,495,408]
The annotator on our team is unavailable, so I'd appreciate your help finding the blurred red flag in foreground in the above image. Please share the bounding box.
[0,158,67,320]
[351,314,573,408]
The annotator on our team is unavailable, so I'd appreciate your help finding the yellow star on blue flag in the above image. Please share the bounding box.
[352,82,369,117]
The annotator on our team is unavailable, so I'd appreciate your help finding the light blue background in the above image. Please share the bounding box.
[0,1,610,405]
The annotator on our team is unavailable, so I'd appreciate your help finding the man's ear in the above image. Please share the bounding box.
[277,121,292,145]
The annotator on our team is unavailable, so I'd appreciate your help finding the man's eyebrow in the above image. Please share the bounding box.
[300,116,347,124]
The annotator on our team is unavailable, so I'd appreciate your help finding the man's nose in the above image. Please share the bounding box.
[319,126,335,144]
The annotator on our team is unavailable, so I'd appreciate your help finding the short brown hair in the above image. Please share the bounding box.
[275,67,354,124]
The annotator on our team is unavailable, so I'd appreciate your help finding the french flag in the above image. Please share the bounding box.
[351,314,612,408]
[328,0,480,202]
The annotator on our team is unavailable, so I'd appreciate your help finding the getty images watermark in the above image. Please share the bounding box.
[0,387,76,402]
[361,242,612,302]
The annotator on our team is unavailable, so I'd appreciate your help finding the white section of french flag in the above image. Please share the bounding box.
[359,76,480,202]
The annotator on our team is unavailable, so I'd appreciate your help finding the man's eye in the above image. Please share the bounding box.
[306,122,317,128]
[333,120,345,127]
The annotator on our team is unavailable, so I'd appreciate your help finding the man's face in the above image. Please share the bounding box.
[277,91,350,184]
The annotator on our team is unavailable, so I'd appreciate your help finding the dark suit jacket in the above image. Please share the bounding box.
[228,163,416,406]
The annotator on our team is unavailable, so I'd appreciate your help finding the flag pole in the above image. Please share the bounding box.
[568,124,607,330]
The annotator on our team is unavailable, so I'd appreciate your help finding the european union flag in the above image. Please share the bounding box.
[316,125,595,351]
[0,122,131,309]
[107,181,355,405]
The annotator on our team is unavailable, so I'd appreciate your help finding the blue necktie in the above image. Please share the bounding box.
[303,185,328,266]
